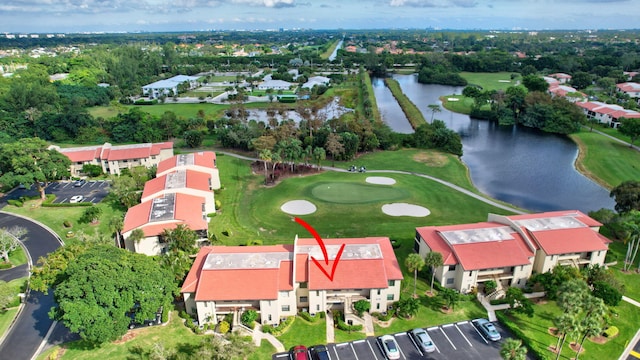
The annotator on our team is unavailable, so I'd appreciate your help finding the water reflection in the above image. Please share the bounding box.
[372,74,615,213]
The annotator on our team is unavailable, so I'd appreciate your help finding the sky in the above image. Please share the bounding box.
[0,0,637,34]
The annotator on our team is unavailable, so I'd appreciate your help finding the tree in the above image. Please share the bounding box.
[571,72,593,90]
[353,299,371,317]
[405,253,425,298]
[50,245,176,344]
[592,281,623,306]
[184,130,204,148]
[428,104,442,123]
[81,164,103,177]
[619,117,640,147]
[312,147,326,171]
[0,227,26,263]
[241,309,258,326]
[325,132,344,166]
[79,206,102,224]
[109,173,143,209]
[424,251,443,295]
[0,280,16,311]
[0,138,71,200]
[522,75,549,93]
[30,243,88,293]
[161,224,198,254]
[395,296,420,318]
[574,296,607,359]
[440,288,460,310]
[611,181,640,214]
[259,149,272,184]
[500,338,527,360]
[505,287,534,317]
[554,313,578,360]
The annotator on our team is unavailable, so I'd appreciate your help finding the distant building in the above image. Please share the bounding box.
[54,142,174,176]
[142,75,200,99]
[576,101,640,128]
[616,82,640,99]
[156,152,220,190]
[257,79,292,91]
[547,73,572,84]
[302,76,330,89]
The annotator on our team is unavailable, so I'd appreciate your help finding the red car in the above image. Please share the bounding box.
[289,345,309,360]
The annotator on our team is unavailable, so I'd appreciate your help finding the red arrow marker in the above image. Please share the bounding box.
[295,217,345,282]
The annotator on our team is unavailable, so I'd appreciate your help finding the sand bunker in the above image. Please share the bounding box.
[366,176,396,185]
[382,203,430,217]
[280,200,317,215]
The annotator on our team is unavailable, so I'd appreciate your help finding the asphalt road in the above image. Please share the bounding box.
[0,212,67,360]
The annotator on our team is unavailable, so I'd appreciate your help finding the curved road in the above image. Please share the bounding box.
[0,212,75,360]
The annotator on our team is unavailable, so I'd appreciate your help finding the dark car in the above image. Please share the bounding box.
[309,344,330,360]
[289,345,308,360]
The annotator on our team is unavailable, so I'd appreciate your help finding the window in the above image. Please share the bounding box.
[281,305,290,312]
[468,271,472,276]
[388,280,395,287]
[448,265,456,271]
[316,291,320,296]
[446,278,454,285]
[268,314,272,321]
[281,292,289,298]
[376,303,380,310]
[151,155,156,160]
[300,282,308,289]
[386,294,394,301]
[377,289,381,295]
[316,304,320,311]
[300,296,308,303]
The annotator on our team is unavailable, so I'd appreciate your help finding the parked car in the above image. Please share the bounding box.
[127,306,163,329]
[309,344,330,360]
[74,179,86,187]
[473,318,501,341]
[409,327,435,353]
[69,195,84,203]
[378,335,400,360]
[289,345,308,360]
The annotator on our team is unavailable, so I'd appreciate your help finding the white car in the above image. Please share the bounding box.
[69,195,84,203]
[409,328,436,353]
[378,335,400,360]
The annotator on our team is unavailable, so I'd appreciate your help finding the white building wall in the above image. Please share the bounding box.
[259,299,279,325]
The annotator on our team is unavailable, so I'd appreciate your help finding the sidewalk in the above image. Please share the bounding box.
[251,324,285,352]
[325,312,335,343]
[477,292,545,322]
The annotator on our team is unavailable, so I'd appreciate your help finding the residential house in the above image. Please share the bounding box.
[616,82,640,104]
[257,79,292,91]
[415,210,609,295]
[141,169,216,216]
[156,152,220,190]
[122,192,208,256]
[181,236,403,326]
[623,71,639,81]
[54,142,173,176]
[142,75,200,99]
[547,73,572,84]
[576,101,640,128]
[302,76,330,89]
[547,83,586,103]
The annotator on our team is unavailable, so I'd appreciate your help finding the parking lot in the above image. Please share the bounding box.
[4,180,110,204]
[273,320,528,360]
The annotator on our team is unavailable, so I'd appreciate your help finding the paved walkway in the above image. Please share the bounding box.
[325,312,335,343]
[477,292,545,322]
[363,312,375,337]
[252,324,285,352]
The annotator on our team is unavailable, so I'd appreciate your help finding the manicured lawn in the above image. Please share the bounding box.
[460,72,519,92]
[334,328,367,343]
[0,308,18,339]
[37,311,248,360]
[277,316,327,349]
[8,246,27,266]
[2,200,125,248]
[248,340,277,360]
[0,277,28,338]
[499,300,640,360]
[605,239,640,301]
[570,129,640,190]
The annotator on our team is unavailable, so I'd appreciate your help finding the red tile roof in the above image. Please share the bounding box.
[617,82,640,93]
[60,147,102,162]
[122,193,207,236]
[417,222,533,270]
[141,169,211,199]
[157,151,217,175]
[59,142,173,163]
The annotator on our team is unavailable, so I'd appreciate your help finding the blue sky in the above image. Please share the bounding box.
[0,0,637,33]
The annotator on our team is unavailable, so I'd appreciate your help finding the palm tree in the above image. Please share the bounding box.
[428,104,441,123]
[500,338,527,360]
[574,296,607,360]
[424,251,443,295]
[554,313,578,360]
[259,149,272,184]
[405,253,425,298]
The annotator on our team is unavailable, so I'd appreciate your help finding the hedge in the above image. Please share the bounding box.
[604,326,619,338]
[42,202,93,208]
[261,316,295,336]
[299,311,325,323]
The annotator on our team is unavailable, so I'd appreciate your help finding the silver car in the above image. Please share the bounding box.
[409,328,436,352]
[473,318,502,341]
[378,335,400,360]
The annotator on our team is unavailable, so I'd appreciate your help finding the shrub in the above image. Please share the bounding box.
[222,229,232,237]
[604,326,619,338]
[484,280,497,294]
[496,311,547,360]
[215,200,222,210]
[241,309,258,327]
[246,239,262,246]
[7,199,23,207]
[264,316,295,336]
[218,320,230,334]
[63,220,72,228]
[207,213,216,218]
[299,311,323,322]
[261,324,275,334]
[353,299,370,317]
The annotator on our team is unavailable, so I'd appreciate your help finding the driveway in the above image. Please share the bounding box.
[6,181,110,205]
[0,212,73,360]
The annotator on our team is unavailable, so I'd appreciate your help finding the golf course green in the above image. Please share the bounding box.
[310,181,408,204]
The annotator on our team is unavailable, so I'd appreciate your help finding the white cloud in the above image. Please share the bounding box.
[231,0,295,7]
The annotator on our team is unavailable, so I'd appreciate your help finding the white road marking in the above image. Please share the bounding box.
[455,323,473,347]
[350,342,360,360]
[440,326,457,350]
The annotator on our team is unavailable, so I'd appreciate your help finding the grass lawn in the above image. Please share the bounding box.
[8,246,27,266]
[0,308,19,339]
[604,239,640,301]
[499,300,640,360]
[37,311,263,360]
[0,277,28,338]
[334,328,367,343]
[2,200,125,247]
[460,72,519,92]
[277,316,327,349]
[570,129,640,190]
